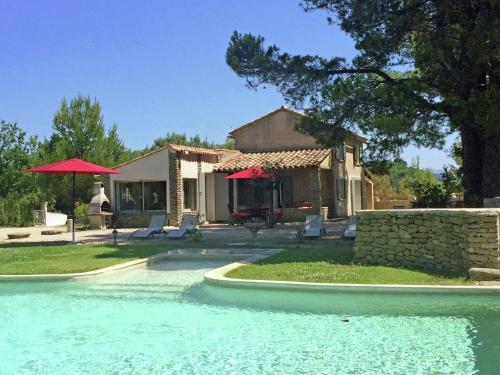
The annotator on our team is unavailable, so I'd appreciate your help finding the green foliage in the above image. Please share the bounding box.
[0,192,40,227]
[441,165,464,194]
[226,1,500,199]
[372,157,456,206]
[409,181,449,209]
[372,174,407,201]
[0,121,41,197]
[191,228,203,242]
[52,95,106,160]
[36,95,136,214]
[74,203,90,228]
[144,132,234,152]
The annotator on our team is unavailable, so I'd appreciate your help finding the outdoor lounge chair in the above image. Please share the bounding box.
[129,214,166,239]
[165,214,198,239]
[343,216,356,240]
[303,215,326,238]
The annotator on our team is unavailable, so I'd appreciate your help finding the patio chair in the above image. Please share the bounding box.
[129,214,166,239]
[165,214,199,239]
[303,215,326,238]
[343,216,356,240]
[227,204,250,225]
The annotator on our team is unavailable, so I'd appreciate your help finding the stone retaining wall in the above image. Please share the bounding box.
[354,209,500,273]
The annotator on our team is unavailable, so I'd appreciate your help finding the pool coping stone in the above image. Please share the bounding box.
[204,254,500,294]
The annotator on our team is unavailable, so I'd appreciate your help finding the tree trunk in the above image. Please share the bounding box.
[481,129,500,198]
[460,121,484,204]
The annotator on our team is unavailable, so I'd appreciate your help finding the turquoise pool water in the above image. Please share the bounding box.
[1,259,500,374]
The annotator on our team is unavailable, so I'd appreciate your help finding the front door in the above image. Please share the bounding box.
[351,179,363,214]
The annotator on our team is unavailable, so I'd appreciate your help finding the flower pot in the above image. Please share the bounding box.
[244,222,265,239]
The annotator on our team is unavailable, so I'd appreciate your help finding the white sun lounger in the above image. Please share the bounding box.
[343,217,357,239]
[303,215,326,238]
[129,214,166,239]
[166,214,198,239]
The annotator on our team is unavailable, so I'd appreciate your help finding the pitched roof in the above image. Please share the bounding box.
[169,144,220,156]
[214,148,331,172]
[114,144,220,168]
[229,106,303,136]
[229,106,368,142]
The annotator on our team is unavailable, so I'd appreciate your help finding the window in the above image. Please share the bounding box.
[336,178,347,200]
[353,144,361,166]
[116,182,142,213]
[183,178,197,211]
[335,142,346,161]
[115,181,167,213]
[143,181,166,211]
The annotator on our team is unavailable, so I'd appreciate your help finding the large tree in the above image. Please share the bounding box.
[41,95,133,211]
[144,132,234,153]
[0,120,40,197]
[226,0,500,203]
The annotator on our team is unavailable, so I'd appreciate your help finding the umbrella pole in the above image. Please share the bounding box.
[72,172,76,243]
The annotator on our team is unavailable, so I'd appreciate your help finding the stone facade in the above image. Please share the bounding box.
[354,209,500,273]
[167,151,182,226]
[114,212,160,228]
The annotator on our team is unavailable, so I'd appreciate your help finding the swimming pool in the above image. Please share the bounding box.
[1,258,499,374]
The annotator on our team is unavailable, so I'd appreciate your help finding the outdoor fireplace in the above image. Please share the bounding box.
[88,182,113,229]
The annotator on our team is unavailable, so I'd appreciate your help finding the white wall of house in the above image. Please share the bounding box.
[180,158,198,179]
[214,173,229,221]
[205,173,216,222]
[109,148,170,213]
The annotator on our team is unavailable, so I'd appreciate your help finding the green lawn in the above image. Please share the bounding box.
[226,240,473,285]
[0,240,473,285]
[0,241,227,275]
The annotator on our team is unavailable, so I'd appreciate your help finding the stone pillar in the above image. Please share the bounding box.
[310,167,321,215]
[168,151,182,226]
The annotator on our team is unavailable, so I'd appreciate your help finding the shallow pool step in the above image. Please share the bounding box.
[69,284,187,300]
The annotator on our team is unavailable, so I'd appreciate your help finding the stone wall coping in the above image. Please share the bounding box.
[357,208,500,215]
[204,255,500,294]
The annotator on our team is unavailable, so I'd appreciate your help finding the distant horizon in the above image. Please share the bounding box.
[1,0,455,169]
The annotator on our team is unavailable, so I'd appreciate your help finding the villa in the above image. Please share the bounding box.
[106,107,374,227]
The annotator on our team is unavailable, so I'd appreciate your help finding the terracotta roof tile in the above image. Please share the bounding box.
[169,144,220,155]
[214,148,331,172]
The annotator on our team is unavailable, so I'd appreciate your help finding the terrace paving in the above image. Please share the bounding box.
[0,219,349,245]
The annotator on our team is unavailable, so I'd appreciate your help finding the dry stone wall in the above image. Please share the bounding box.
[354,209,500,273]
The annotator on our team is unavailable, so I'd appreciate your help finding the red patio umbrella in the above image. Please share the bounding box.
[26,158,122,243]
[224,166,270,179]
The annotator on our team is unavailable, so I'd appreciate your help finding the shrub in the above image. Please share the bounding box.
[0,193,41,227]
[410,181,450,208]
[74,203,90,228]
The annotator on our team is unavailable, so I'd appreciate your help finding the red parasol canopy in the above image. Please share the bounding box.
[26,158,122,175]
[224,166,270,179]
[26,158,122,243]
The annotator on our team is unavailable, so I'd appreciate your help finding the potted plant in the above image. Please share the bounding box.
[244,218,265,239]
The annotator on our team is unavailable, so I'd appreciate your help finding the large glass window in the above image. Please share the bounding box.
[183,179,197,211]
[144,181,166,211]
[353,144,361,166]
[115,181,167,213]
[116,182,142,213]
[335,142,346,161]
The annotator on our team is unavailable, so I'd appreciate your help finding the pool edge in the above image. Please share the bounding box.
[204,256,500,294]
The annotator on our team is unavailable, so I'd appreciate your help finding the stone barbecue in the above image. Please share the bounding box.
[88,182,113,229]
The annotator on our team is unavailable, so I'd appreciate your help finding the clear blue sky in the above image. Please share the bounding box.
[1,0,454,169]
